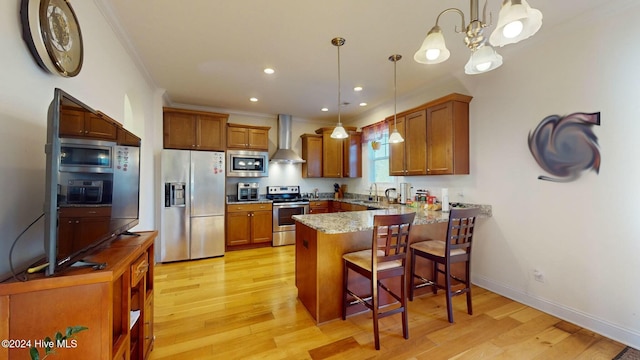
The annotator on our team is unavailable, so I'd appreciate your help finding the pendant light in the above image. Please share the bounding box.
[388,54,404,144]
[330,37,349,139]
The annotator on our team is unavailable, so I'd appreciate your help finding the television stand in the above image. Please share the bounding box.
[122,231,141,236]
[72,260,107,270]
[0,230,156,360]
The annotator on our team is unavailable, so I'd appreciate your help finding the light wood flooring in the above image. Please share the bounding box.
[149,245,625,360]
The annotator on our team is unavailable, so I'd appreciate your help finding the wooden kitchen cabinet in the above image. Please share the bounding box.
[343,132,362,178]
[163,107,227,151]
[57,206,111,258]
[0,231,157,360]
[227,123,270,150]
[320,128,343,177]
[308,200,329,214]
[60,108,117,140]
[306,126,360,178]
[388,110,427,176]
[118,127,141,146]
[301,134,323,178]
[226,203,272,249]
[426,94,471,175]
[387,93,471,176]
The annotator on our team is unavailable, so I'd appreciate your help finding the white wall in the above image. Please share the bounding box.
[0,1,158,277]
[350,1,640,348]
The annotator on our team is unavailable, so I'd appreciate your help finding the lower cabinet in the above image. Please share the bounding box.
[308,200,329,214]
[0,231,157,360]
[226,203,273,249]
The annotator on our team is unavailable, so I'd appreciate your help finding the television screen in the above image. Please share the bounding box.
[44,89,140,275]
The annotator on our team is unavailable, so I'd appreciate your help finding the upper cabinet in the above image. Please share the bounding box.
[388,110,427,176]
[301,134,323,178]
[387,93,472,176]
[163,107,228,151]
[60,107,117,140]
[227,123,270,150]
[301,127,360,178]
[343,132,362,178]
[427,96,471,175]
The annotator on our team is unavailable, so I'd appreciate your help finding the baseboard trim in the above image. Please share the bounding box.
[472,275,640,349]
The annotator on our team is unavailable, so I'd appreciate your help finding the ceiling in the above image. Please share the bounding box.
[99,0,607,121]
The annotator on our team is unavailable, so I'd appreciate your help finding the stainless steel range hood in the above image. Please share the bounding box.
[270,114,305,163]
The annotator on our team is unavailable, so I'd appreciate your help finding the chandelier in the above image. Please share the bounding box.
[413,0,542,74]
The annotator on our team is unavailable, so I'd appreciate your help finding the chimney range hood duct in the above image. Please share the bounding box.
[270,114,305,163]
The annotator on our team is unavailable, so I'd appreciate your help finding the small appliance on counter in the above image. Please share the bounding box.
[385,188,397,203]
[399,182,412,205]
[237,182,259,201]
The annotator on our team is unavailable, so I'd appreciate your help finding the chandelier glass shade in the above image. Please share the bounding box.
[414,0,542,74]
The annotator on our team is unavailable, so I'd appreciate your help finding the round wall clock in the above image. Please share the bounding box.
[20,0,84,77]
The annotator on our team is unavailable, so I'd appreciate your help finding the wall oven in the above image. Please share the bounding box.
[226,150,269,177]
[267,186,309,246]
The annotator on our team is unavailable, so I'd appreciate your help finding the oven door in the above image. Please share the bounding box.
[272,203,309,232]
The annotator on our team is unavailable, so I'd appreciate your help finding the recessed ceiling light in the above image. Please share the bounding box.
[321,107,329,112]
[264,68,275,74]
[359,102,367,107]
[354,86,363,92]
[250,97,258,102]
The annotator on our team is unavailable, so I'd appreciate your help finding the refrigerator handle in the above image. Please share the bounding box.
[165,182,186,207]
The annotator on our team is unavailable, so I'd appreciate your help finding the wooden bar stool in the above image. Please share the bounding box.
[409,208,480,323]
[341,212,416,350]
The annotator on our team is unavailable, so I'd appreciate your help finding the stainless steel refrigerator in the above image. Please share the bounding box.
[161,150,225,262]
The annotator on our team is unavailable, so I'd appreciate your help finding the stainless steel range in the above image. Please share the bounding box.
[266,185,309,246]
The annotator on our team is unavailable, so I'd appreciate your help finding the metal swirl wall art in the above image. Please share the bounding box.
[528,112,601,182]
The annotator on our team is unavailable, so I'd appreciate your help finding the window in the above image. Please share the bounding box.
[370,129,393,184]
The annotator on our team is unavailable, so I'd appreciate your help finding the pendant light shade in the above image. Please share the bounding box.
[413,26,450,64]
[388,54,404,144]
[330,37,349,139]
[490,0,543,47]
[464,45,503,74]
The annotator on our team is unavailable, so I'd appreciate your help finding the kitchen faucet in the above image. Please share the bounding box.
[369,183,378,202]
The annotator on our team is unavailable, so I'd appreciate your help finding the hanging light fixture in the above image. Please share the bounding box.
[413,0,542,74]
[388,54,404,144]
[330,37,349,139]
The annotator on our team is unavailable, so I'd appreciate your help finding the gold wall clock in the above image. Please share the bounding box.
[20,0,84,77]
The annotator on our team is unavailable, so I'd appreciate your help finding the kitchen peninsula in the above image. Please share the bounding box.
[293,203,491,324]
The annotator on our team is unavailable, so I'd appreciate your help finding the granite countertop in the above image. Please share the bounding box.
[226,199,273,205]
[293,202,492,234]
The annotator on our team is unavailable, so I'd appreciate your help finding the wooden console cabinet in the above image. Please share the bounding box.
[0,231,157,360]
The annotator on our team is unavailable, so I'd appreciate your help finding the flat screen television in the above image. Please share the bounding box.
[44,88,140,276]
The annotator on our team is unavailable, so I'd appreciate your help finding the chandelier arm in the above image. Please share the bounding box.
[434,8,466,33]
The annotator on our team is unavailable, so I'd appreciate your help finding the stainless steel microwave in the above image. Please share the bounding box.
[226,150,269,177]
[59,138,114,173]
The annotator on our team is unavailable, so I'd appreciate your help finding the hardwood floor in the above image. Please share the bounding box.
[149,245,624,359]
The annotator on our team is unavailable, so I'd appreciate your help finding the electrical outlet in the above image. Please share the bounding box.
[533,269,545,283]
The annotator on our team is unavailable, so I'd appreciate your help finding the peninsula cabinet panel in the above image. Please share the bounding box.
[426,96,471,175]
[163,107,228,151]
[227,123,270,150]
[301,134,323,178]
